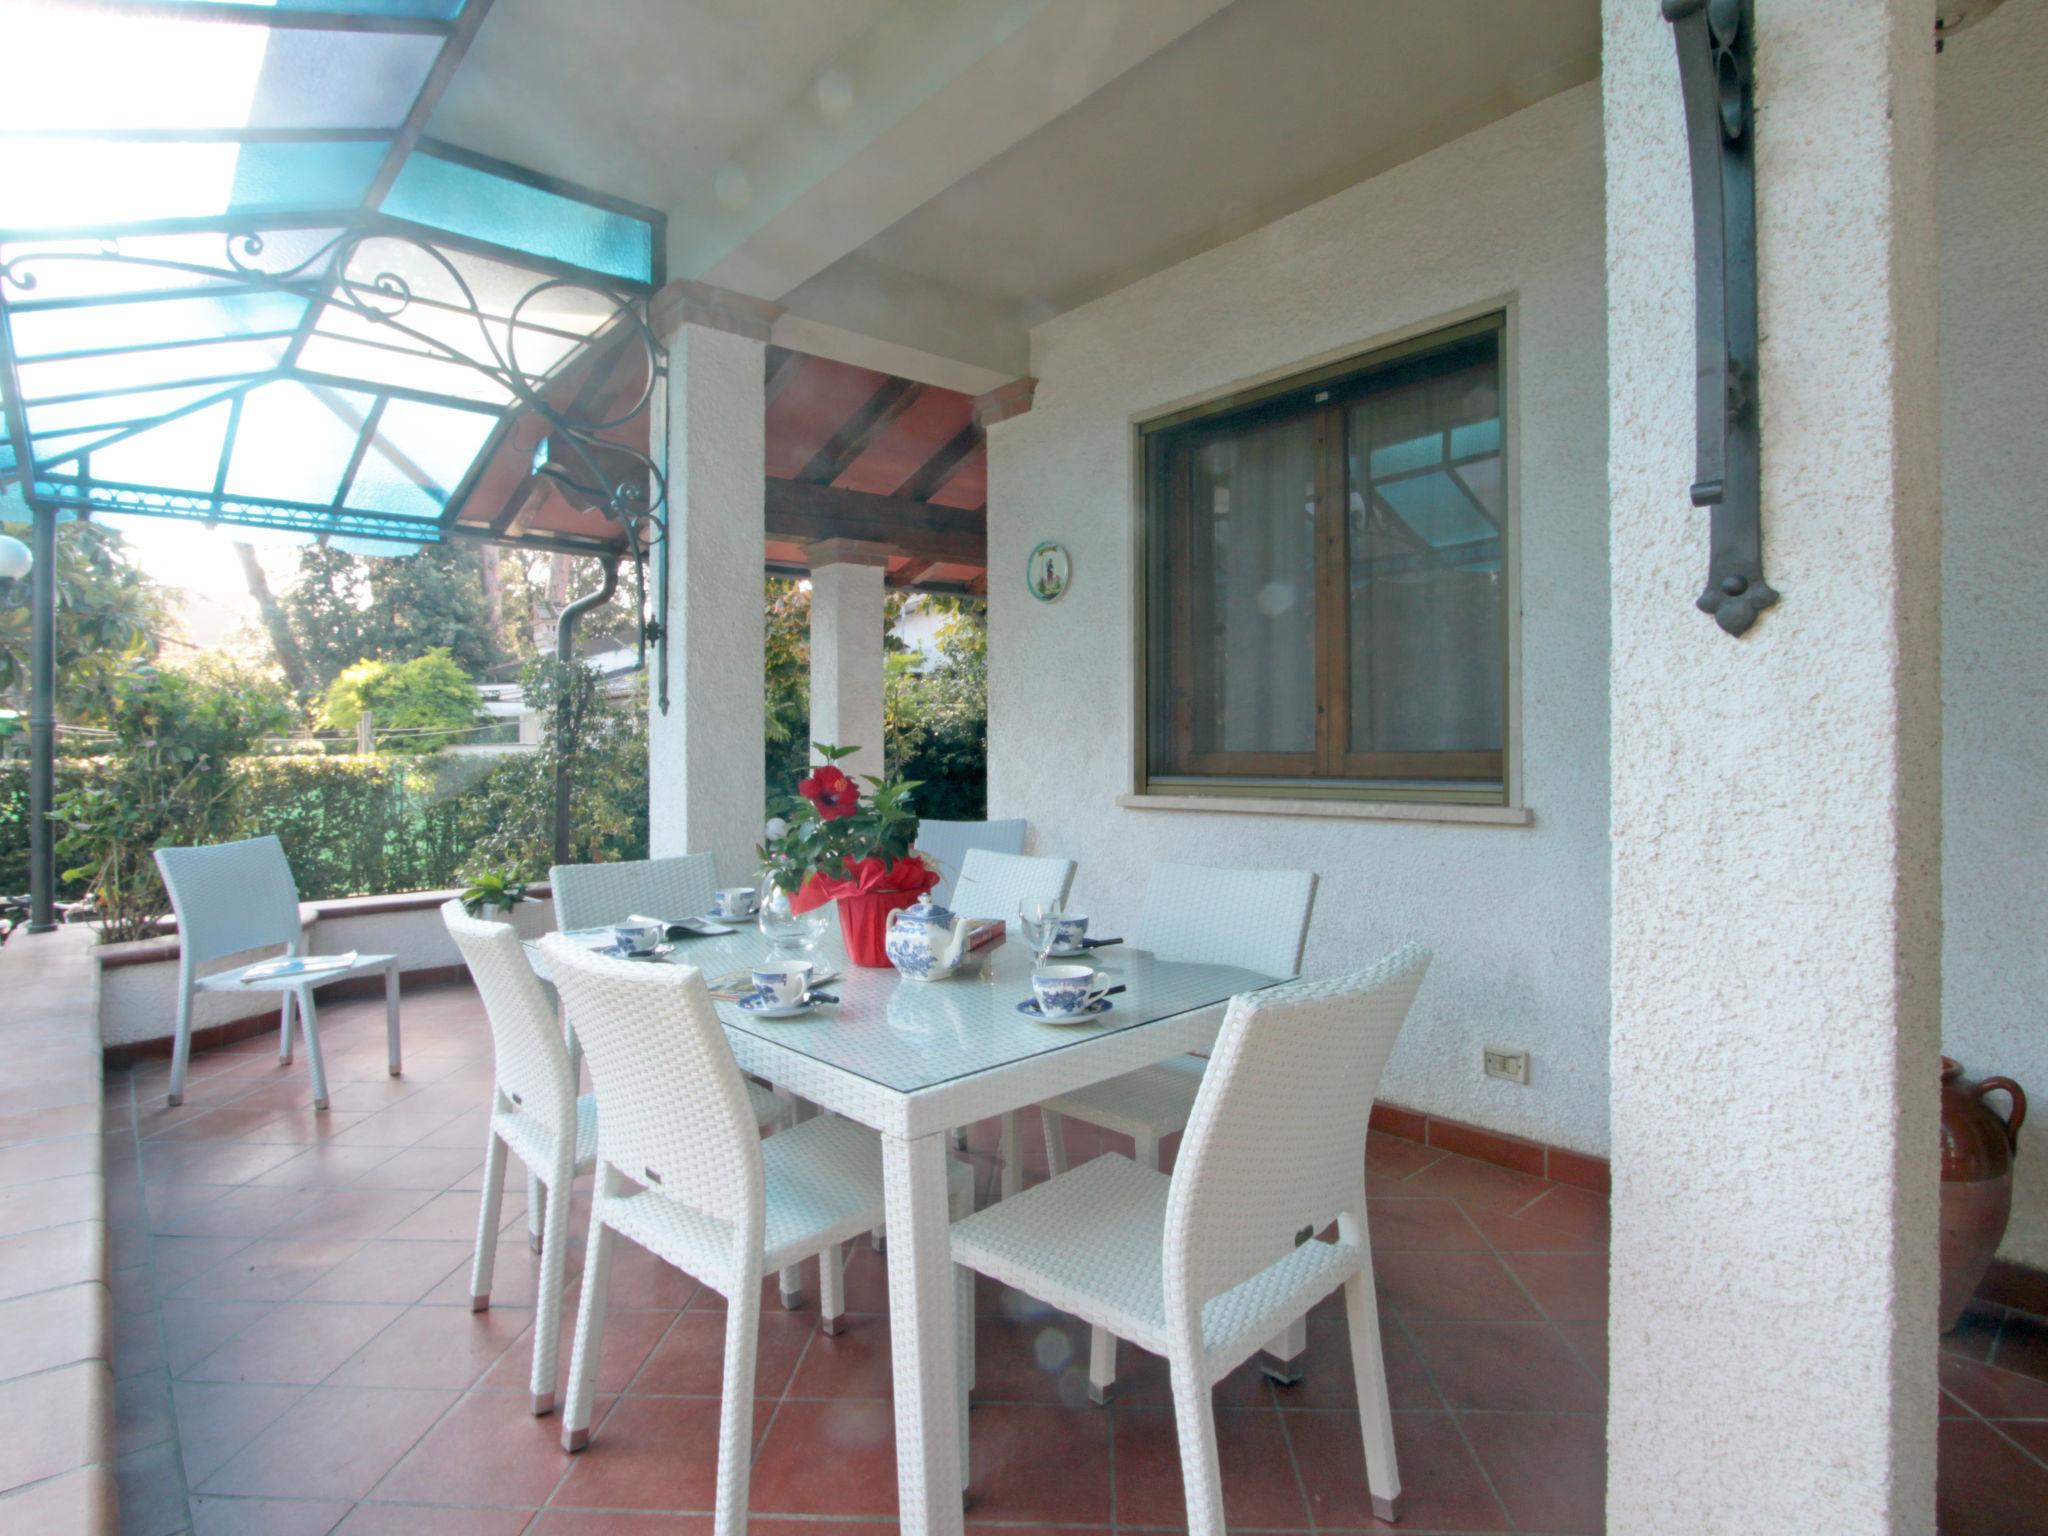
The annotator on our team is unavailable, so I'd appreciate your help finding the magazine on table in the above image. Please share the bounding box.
[240,951,358,984]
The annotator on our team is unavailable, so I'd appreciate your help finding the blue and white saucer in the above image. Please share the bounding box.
[738,991,817,1019]
[1015,997,1113,1021]
[600,942,671,960]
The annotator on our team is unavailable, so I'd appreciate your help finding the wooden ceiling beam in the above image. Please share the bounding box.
[764,345,804,405]
[893,420,980,501]
[797,377,921,484]
[767,477,985,564]
[887,558,936,587]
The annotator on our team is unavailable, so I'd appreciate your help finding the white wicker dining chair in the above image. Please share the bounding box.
[442,900,591,1414]
[550,852,719,932]
[952,946,1430,1534]
[914,816,1027,907]
[944,848,1077,1192]
[541,933,968,1533]
[154,836,400,1110]
[1033,863,1316,1395]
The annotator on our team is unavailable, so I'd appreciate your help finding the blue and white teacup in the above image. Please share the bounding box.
[612,920,663,956]
[750,960,814,1010]
[713,887,760,919]
[1032,964,1107,1018]
[1052,914,1090,951]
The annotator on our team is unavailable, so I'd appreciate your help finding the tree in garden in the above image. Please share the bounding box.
[0,519,168,724]
[318,648,482,751]
[764,577,811,792]
[885,595,988,820]
[281,542,501,694]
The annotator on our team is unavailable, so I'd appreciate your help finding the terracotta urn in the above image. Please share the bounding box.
[1939,1056,2027,1332]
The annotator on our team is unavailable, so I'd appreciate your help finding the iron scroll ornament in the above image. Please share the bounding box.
[1665,0,1777,635]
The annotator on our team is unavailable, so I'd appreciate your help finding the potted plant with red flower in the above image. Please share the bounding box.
[758,743,939,967]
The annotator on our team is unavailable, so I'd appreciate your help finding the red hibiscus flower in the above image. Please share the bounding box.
[798,764,860,820]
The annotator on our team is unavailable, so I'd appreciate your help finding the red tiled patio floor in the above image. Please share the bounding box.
[100,981,2048,1535]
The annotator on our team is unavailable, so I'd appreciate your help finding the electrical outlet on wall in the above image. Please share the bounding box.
[1483,1047,1530,1086]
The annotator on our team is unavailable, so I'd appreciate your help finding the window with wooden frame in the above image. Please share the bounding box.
[1140,316,1508,801]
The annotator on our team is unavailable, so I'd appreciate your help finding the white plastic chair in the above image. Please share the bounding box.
[1035,863,1316,1394]
[944,848,1076,1192]
[952,947,1430,1534]
[154,836,399,1110]
[550,852,718,932]
[914,817,1026,907]
[541,934,969,1534]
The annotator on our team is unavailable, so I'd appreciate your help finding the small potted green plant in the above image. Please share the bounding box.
[460,868,530,921]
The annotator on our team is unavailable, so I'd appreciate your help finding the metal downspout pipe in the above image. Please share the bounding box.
[551,557,619,867]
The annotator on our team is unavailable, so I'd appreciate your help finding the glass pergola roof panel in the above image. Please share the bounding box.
[0,0,659,554]
[0,139,389,230]
[382,151,656,284]
[224,379,373,505]
[9,290,309,359]
[71,397,235,492]
[343,396,496,517]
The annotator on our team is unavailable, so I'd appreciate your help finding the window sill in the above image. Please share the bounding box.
[1115,793,1533,827]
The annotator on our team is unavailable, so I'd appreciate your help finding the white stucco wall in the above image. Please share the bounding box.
[1936,2,2048,1270]
[987,83,1613,1153]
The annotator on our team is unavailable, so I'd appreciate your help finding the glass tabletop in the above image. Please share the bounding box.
[528,926,1277,1096]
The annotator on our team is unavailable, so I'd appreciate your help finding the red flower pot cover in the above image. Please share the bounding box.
[788,856,940,968]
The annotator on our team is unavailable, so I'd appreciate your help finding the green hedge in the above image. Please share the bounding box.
[0,750,647,903]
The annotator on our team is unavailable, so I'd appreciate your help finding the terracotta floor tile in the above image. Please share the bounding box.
[386,1190,528,1242]
[1277,1315,1440,1412]
[1502,1251,1609,1323]
[1112,1403,1309,1530]
[373,1386,585,1507]
[554,1393,770,1512]
[961,1402,1112,1525]
[350,1146,488,1192]
[266,1188,441,1243]
[141,1141,304,1188]
[180,1300,405,1385]
[0,1281,108,1377]
[299,1239,471,1305]
[197,1383,459,1501]
[327,1301,534,1391]
[1110,1334,1287,1412]
[1363,1131,1443,1184]
[171,1380,309,1486]
[747,1397,900,1516]
[114,1291,169,1378]
[970,1312,1101,1406]
[529,1513,711,1535]
[479,1304,673,1398]
[422,1236,581,1310]
[1942,1301,2007,1363]
[1285,1408,1510,1532]
[1374,1251,1540,1323]
[1461,1409,1606,1533]
[246,1145,404,1190]
[1941,1352,2048,1420]
[168,1235,364,1303]
[1366,1196,1486,1252]
[158,1297,278,1376]
[1511,1184,1611,1244]
[1400,1153,1553,1217]
[1556,1320,1608,1385]
[786,1309,895,1400]
[1405,1322,1600,1414]
[115,1368,177,1456]
[1938,1417,2048,1536]
[333,1504,536,1536]
[1467,1204,1611,1255]
[188,1494,353,1536]
[115,1439,190,1536]
[148,1184,320,1240]
[0,1360,109,1493]
[1993,1311,2048,1382]
[631,1305,815,1399]
[148,1232,250,1296]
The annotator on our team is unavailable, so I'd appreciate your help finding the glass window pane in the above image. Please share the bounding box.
[1345,335,1503,765]
[26,380,250,436]
[1173,412,1319,759]
[343,397,496,518]
[297,329,512,404]
[17,336,289,401]
[225,380,374,506]
[381,151,654,283]
[0,230,344,303]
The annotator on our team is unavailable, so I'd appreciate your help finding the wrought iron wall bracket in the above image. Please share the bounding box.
[1665,0,1777,636]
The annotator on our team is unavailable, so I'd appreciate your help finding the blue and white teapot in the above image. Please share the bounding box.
[884,894,972,981]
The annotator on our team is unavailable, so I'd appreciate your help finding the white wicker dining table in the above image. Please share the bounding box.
[525,924,1276,1536]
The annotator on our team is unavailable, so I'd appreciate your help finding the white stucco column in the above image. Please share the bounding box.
[806,543,889,778]
[647,280,781,884]
[1603,3,1941,1532]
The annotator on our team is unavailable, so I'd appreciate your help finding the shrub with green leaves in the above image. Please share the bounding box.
[319,649,481,752]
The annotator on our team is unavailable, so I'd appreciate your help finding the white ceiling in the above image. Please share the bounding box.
[809,0,1600,325]
[428,0,896,219]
